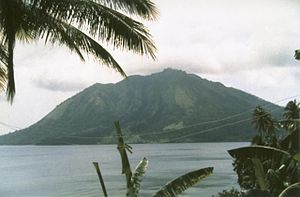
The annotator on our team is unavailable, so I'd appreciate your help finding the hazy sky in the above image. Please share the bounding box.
[0,0,300,134]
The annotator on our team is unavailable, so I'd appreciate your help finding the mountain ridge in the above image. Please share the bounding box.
[0,68,282,145]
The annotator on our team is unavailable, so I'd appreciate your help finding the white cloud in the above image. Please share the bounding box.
[1,0,300,134]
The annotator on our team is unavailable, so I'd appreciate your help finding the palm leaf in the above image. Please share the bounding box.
[97,0,159,20]
[284,100,299,120]
[153,167,213,197]
[30,0,157,59]
[0,44,8,91]
[6,33,16,102]
[0,43,8,65]
[0,65,6,91]
[127,157,148,196]
[279,182,300,197]
[22,6,127,77]
[30,0,158,21]
[0,0,19,101]
[0,0,158,101]
[93,162,108,197]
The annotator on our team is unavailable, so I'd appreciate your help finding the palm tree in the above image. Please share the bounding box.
[284,100,300,118]
[0,0,158,101]
[251,106,276,145]
[283,100,300,132]
[281,100,300,153]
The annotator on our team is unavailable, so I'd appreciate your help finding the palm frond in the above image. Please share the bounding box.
[30,0,157,59]
[0,44,8,91]
[0,0,158,101]
[92,162,108,197]
[128,157,148,196]
[251,106,274,134]
[153,167,213,197]
[284,100,299,121]
[96,0,159,20]
[0,0,36,101]
[279,182,300,197]
[6,34,16,102]
[0,68,6,92]
[28,0,158,21]
[0,0,18,102]
[23,6,127,76]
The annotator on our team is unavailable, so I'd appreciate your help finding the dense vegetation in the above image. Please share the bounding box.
[222,100,300,197]
[0,69,282,145]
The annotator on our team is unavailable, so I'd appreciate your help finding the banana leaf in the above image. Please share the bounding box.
[127,157,148,196]
[228,145,292,169]
[152,167,213,197]
[251,158,268,190]
[229,145,299,195]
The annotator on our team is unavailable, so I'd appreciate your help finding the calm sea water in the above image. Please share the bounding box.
[0,142,248,197]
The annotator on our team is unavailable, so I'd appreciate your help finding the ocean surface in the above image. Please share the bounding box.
[0,142,249,197]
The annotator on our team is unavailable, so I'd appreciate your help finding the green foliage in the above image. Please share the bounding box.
[245,189,271,197]
[153,167,213,197]
[251,106,278,147]
[280,100,300,153]
[212,188,246,197]
[282,100,300,133]
[0,0,158,101]
[225,101,300,196]
[251,106,275,134]
[128,157,148,196]
[251,158,267,190]
[251,134,263,146]
[0,69,282,145]
[228,145,299,196]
